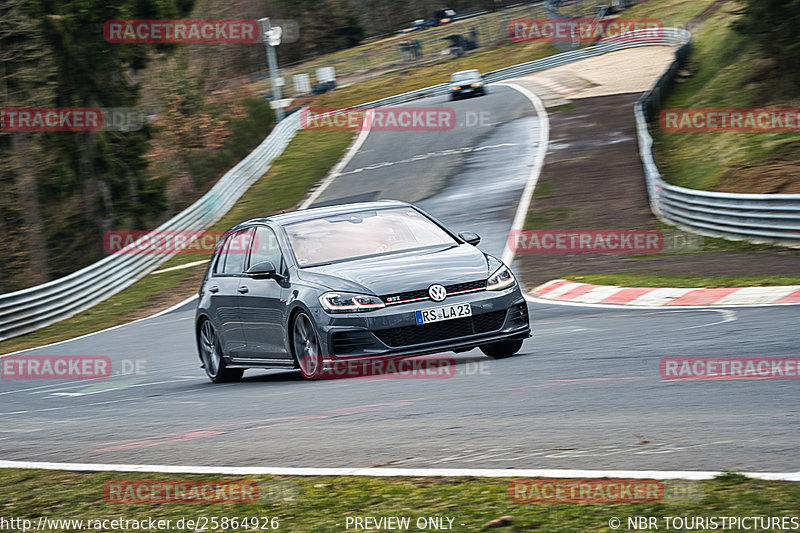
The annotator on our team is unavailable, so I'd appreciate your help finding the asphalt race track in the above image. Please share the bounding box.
[1,86,798,473]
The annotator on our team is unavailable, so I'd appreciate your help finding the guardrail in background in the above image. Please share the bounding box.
[634,31,800,247]
[0,28,698,342]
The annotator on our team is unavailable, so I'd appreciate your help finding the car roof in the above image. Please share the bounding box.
[451,69,480,76]
[233,199,411,229]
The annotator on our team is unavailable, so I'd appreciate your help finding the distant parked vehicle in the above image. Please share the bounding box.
[311,80,337,95]
[399,8,456,33]
[448,69,486,101]
[434,8,456,25]
[399,19,432,33]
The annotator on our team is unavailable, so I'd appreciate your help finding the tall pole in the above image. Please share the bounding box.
[259,18,284,123]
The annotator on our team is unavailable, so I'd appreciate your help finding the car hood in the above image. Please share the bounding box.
[298,244,492,295]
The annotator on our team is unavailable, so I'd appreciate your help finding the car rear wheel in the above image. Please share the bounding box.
[479,339,524,358]
[199,319,244,383]
[293,312,325,379]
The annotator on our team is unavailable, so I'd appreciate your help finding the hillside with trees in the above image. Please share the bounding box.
[0,0,501,293]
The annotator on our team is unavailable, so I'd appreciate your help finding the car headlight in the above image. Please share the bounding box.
[319,292,385,313]
[470,83,481,87]
[486,266,516,291]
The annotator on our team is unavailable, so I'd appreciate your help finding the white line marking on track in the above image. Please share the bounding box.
[1,294,199,357]
[150,259,209,275]
[640,309,738,330]
[337,143,519,176]
[0,460,796,481]
[39,378,196,398]
[497,82,549,266]
[299,109,375,210]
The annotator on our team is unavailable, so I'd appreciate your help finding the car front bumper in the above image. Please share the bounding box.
[309,286,530,360]
[451,86,482,97]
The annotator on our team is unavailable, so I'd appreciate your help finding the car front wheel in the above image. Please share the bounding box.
[479,339,524,358]
[293,311,325,379]
[198,319,244,383]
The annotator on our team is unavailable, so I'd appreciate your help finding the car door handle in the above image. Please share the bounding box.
[238,286,249,294]
[208,285,219,293]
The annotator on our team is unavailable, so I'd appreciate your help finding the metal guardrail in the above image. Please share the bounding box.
[0,28,711,343]
[0,112,303,342]
[634,31,800,247]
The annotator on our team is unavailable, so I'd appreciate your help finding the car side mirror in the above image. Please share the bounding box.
[458,231,481,246]
[246,260,283,279]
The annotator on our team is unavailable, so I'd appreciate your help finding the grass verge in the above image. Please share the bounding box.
[0,470,797,532]
[566,273,800,288]
[0,130,355,356]
[653,2,800,193]
[622,0,721,27]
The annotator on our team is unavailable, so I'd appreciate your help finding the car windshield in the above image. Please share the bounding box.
[451,70,479,82]
[284,207,457,266]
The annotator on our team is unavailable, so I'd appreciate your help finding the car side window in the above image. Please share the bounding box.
[211,234,231,276]
[216,228,254,275]
[249,226,285,273]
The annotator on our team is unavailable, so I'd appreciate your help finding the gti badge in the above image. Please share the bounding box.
[428,284,447,302]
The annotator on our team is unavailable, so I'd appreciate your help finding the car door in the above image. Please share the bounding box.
[238,225,292,360]
[208,228,254,357]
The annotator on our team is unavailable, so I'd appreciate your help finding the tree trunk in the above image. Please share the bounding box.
[10,133,51,285]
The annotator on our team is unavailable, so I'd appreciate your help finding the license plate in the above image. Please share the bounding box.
[415,303,472,325]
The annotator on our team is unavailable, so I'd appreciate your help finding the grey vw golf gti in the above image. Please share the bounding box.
[195,200,530,382]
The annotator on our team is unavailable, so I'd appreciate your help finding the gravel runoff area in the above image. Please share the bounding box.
[524,45,679,100]
[508,47,800,288]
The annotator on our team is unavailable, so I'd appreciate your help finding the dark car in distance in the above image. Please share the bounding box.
[195,200,530,382]
[449,69,486,100]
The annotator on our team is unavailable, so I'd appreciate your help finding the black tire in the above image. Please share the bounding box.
[292,311,325,380]
[198,319,244,383]
[479,339,524,359]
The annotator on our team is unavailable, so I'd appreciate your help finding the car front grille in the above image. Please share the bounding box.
[373,309,507,348]
[382,279,486,305]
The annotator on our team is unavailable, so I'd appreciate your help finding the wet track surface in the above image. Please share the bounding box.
[1,86,798,472]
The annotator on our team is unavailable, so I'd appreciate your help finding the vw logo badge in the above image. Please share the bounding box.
[428,284,447,302]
